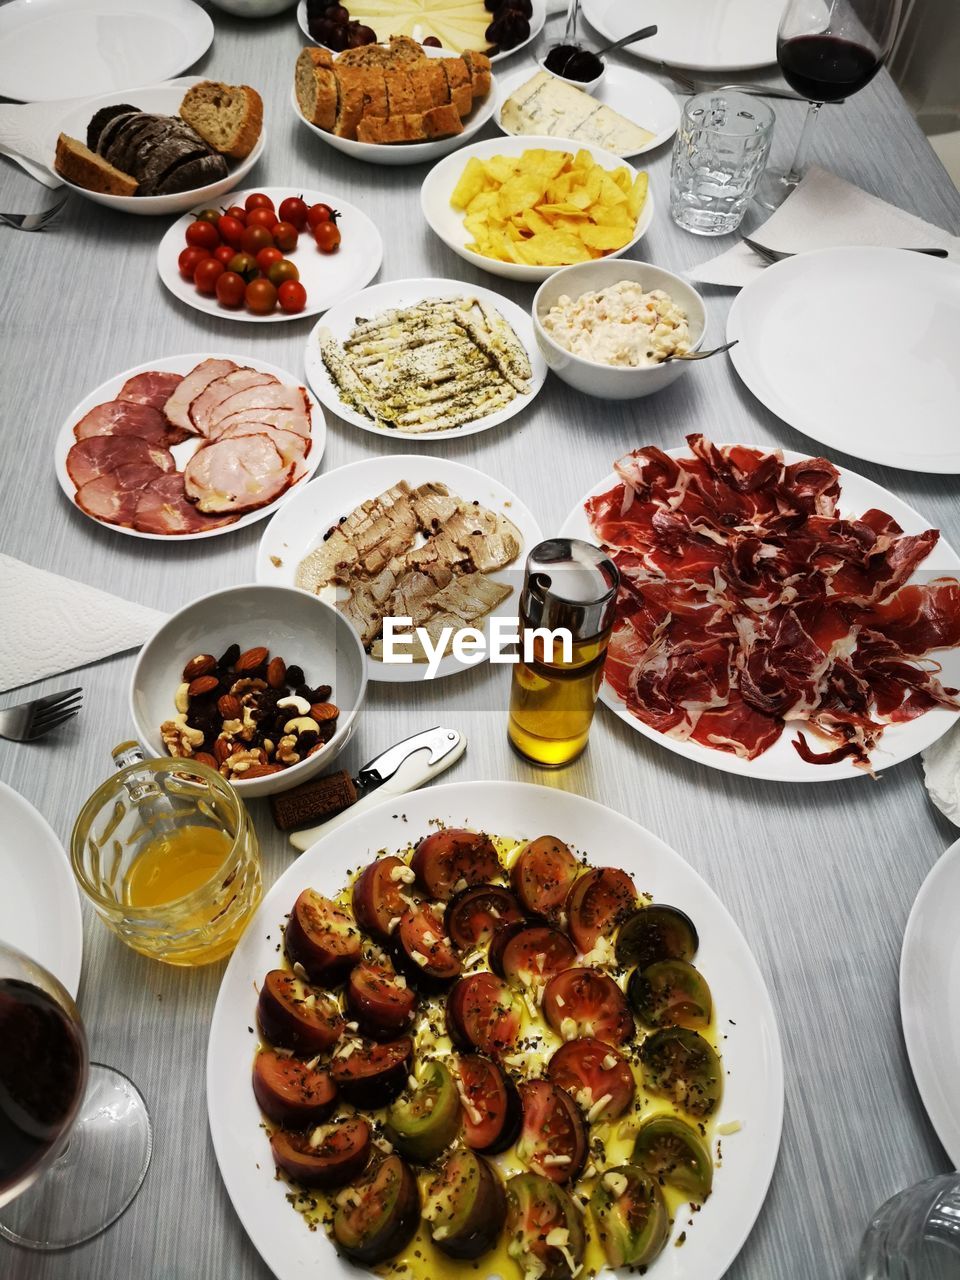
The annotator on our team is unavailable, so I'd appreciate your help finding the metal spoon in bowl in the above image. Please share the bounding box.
[663,339,739,362]
[554,23,658,78]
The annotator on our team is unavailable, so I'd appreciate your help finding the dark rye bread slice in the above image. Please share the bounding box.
[100,114,162,171]
[108,118,171,174]
[86,103,139,151]
[150,151,228,195]
[134,123,219,192]
[95,110,145,159]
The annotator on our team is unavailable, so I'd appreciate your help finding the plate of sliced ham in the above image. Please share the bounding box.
[55,353,326,540]
[560,436,960,782]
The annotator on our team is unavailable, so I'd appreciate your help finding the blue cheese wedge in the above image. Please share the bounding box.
[501,70,655,156]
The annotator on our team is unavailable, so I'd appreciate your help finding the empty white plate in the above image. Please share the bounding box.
[581,0,778,72]
[727,248,960,474]
[0,0,213,102]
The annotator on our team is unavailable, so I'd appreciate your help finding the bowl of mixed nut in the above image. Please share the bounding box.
[130,584,368,797]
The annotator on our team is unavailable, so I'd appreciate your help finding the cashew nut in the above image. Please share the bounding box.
[277,694,311,715]
[174,682,190,714]
[284,715,321,735]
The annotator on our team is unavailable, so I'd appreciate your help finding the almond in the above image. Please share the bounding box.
[218,694,242,719]
[235,646,268,673]
[310,702,340,722]
[183,653,217,682]
[193,751,219,769]
[214,738,233,764]
[242,763,284,779]
[187,675,219,698]
[266,656,287,689]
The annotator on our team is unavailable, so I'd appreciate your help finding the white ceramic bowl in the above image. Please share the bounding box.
[130,585,368,798]
[420,135,654,282]
[51,81,265,216]
[210,0,296,14]
[536,54,605,95]
[532,259,706,399]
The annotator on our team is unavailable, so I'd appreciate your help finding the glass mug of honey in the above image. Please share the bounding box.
[71,746,262,966]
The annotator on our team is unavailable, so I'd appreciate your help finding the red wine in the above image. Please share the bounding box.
[777,34,882,102]
[0,979,85,1195]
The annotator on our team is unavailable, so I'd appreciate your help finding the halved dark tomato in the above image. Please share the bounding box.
[446,973,523,1057]
[424,1149,506,1259]
[284,889,362,984]
[271,1115,371,1189]
[588,1165,668,1268]
[505,1173,585,1280]
[352,855,415,940]
[632,1115,713,1199]
[639,1027,723,1118]
[489,924,576,988]
[411,829,501,901]
[627,959,712,1029]
[345,957,417,1039]
[516,1081,588,1184]
[257,969,343,1053]
[330,1036,413,1108]
[392,905,462,992]
[456,1054,523,1154]
[615,904,699,969]
[333,1154,421,1264]
[445,884,524,949]
[252,1050,337,1128]
[541,968,634,1048]
[566,867,638,955]
[386,1060,461,1162]
[546,1038,635,1121]
[510,836,579,921]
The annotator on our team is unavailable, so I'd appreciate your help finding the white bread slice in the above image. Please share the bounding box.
[54,133,138,195]
[178,81,263,159]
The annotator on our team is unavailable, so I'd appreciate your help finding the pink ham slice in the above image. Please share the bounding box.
[217,422,311,480]
[73,400,184,448]
[183,434,293,514]
[208,384,311,439]
[119,371,184,411]
[66,435,175,490]
[132,473,238,536]
[213,397,312,440]
[75,463,167,527]
[189,368,278,437]
[163,358,238,434]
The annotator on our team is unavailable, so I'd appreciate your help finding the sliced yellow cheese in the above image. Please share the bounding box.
[501,70,655,156]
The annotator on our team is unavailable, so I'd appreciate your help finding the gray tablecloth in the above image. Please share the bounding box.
[1,4,959,1278]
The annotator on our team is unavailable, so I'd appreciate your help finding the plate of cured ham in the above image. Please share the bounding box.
[55,354,326,540]
[560,436,960,782]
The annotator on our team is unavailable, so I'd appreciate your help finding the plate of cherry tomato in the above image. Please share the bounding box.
[157,188,384,323]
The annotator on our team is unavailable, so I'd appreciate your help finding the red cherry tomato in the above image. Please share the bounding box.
[268,259,299,286]
[214,244,236,266]
[256,246,284,272]
[178,246,210,280]
[272,221,299,253]
[314,221,341,254]
[278,279,307,314]
[241,225,274,255]
[216,270,246,308]
[217,214,246,249]
[247,207,278,232]
[228,252,260,283]
[278,196,309,230]
[245,277,278,315]
[226,205,247,222]
[194,257,226,295]
[185,220,220,251]
[307,202,337,228]
[245,192,275,213]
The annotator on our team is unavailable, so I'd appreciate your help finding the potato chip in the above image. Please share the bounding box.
[450,157,487,210]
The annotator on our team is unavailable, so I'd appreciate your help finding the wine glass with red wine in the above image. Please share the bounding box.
[0,941,152,1249]
[756,0,902,209]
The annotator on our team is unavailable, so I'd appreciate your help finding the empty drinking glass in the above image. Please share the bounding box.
[860,1174,960,1278]
[670,91,775,235]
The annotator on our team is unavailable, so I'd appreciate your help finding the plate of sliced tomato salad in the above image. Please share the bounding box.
[207,781,783,1280]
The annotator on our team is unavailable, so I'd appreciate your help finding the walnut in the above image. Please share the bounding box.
[221,747,266,778]
[221,718,242,736]
[276,733,300,766]
[230,677,268,697]
[160,714,204,758]
[240,704,259,742]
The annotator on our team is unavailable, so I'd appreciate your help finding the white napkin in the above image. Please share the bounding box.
[686,166,960,288]
[0,555,167,694]
[923,722,960,827]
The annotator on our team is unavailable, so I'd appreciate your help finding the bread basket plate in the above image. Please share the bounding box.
[54,353,327,542]
[302,276,547,439]
[296,0,546,66]
[157,187,384,324]
[290,47,500,167]
[49,80,266,216]
[420,134,654,282]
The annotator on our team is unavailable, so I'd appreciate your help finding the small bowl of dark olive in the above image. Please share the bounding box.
[539,43,605,94]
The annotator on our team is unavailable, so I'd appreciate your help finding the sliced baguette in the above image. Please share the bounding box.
[356,113,428,144]
[54,133,138,195]
[460,50,492,100]
[295,48,338,130]
[337,36,426,68]
[422,104,464,139]
[179,81,263,159]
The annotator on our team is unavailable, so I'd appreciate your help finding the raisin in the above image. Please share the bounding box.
[219,642,241,671]
[297,730,319,754]
[285,665,305,688]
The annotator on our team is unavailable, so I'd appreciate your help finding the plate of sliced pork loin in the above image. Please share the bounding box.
[55,354,326,540]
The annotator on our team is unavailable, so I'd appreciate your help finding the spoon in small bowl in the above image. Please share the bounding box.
[552,23,658,80]
[663,339,739,362]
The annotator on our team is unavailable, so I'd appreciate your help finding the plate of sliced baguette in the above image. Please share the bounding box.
[292,37,497,165]
[52,78,265,215]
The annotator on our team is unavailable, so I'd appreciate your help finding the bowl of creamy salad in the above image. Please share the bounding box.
[533,260,706,398]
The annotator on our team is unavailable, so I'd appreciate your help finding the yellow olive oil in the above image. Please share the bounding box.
[124,825,233,907]
[508,630,611,767]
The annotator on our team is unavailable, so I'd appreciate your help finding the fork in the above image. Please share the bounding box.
[0,194,68,232]
[0,687,83,742]
[664,339,739,362]
[742,235,949,264]
[666,65,840,104]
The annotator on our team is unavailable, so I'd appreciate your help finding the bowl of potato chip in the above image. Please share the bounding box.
[420,136,653,282]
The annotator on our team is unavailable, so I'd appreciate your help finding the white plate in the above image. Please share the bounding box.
[581,0,778,72]
[560,445,960,782]
[727,248,960,475]
[900,836,960,1168]
[51,82,266,217]
[255,454,543,681]
[0,0,213,102]
[0,782,82,998]
[421,135,655,282]
[157,187,383,323]
[296,0,546,64]
[494,62,681,157]
[55,353,327,543]
[303,276,547,440]
[207,779,784,1280]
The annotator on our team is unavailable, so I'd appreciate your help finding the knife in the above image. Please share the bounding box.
[285,726,466,851]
